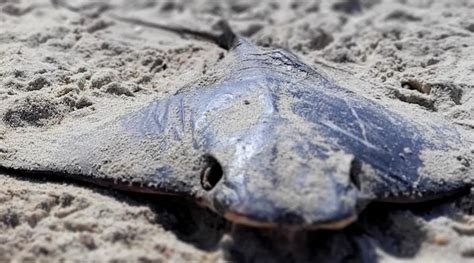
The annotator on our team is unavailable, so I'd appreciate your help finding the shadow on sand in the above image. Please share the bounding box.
[2,171,470,263]
[117,193,464,263]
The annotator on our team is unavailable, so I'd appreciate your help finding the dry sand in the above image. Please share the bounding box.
[0,0,473,262]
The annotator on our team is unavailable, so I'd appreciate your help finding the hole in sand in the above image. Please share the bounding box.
[200,155,223,191]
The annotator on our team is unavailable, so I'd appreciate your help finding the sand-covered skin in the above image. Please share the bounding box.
[0,0,473,262]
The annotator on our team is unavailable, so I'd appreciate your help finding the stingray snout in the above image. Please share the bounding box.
[198,148,360,230]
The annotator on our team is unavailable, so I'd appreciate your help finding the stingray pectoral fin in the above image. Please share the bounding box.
[0,108,202,197]
[355,147,474,203]
[346,132,474,203]
[291,85,472,203]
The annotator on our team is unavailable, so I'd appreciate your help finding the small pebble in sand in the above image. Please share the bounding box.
[401,79,431,94]
[431,233,449,246]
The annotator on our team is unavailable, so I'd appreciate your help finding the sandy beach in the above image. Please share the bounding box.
[0,0,473,262]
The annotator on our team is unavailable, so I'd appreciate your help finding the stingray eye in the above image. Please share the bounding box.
[200,155,223,191]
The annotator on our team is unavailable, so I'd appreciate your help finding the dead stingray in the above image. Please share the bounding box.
[0,17,472,229]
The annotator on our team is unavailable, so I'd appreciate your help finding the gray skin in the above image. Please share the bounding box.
[0,19,472,229]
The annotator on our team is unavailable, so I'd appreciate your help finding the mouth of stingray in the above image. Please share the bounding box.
[223,211,357,230]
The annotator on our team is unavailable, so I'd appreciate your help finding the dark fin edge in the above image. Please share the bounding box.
[0,165,183,196]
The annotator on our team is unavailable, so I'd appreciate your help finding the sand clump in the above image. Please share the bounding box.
[0,0,473,262]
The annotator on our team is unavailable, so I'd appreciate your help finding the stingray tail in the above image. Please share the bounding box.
[112,15,237,50]
[51,0,237,50]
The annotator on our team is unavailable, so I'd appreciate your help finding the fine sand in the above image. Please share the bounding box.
[0,0,473,262]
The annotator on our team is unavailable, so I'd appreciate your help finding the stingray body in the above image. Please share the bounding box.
[0,18,472,229]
